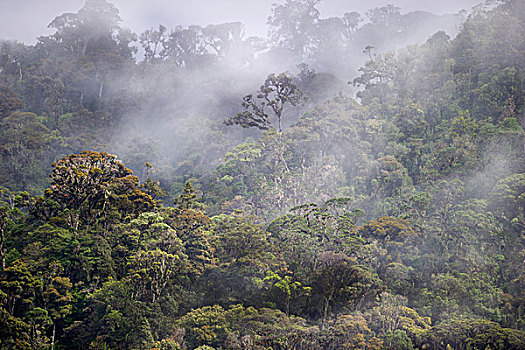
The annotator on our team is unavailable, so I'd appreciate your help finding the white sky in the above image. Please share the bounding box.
[0,0,482,44]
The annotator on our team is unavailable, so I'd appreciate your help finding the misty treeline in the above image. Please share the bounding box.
[0,0,524,349]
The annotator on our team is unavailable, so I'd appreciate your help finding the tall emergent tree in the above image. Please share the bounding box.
[46,0,126,57]
[225,72,306,173]
[225,73,305,135]
[267,0,321,58]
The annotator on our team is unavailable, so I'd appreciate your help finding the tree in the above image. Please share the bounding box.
[0,307,31,349]
[177,305,229,349]
[419,319,525,350]
[225,73,305,134]
[343,11,363,34]
[312,251,382,330]
[41,0,136,108]
[315,18,349,69]
[40,262,72,350]
[173,181,203,210]
[0,112,50,190]
[143,23,246,67]
[139,25,171,63]
[199,213,270,305]
[262,267,310,316]
[46,0,124,57]
[202,22,244,57]
[81,278,154,349]
[266,212,323,284]
[169,182,214,278]
[177,304,314,349]
[212,213,268,267]
[113,211,179,266]
[45,151,154,230]
[140,163,166,203]
[164,25,206,67]
[0,207,9,270]
[267,0,321,58]
[289,198,364,249]
[128,248,186,303]
[490,173,525,228]
[225,73,306,173]
[366,5,403,27]
[0,85,23,119]
[382,330,415,350]
[317,314,383,350]
[0,259,42,316]
[365,292,430,342]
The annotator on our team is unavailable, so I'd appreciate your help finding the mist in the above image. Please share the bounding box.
[0,0,498,202]
[84,0,483,197]
[2,0,482,43]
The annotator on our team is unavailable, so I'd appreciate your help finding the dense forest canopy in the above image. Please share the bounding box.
[0,0,524,349]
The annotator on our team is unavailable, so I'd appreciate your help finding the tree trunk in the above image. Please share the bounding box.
[0,210,6,270]
[82,39,88,56]
[321,296,330,331]
[1,248,5,270]
[69,212,80,233]
[51,321,55,350]
[10,296,16,315]
[277,132,290,173]
[98,80,104,100]
[53,112,59,131]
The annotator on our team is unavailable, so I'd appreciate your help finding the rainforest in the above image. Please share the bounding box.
[0,0,524,349]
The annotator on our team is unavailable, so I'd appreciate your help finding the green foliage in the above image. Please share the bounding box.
[0,1,523,349]
[45,151,155,229]
[490,173,525,226]
[262,267,310,316]
[315,314,383,349]
[128,248,187,303]
[382,330,415,350]
[312,251,383,330]
[0,84,23,119]
[0,112,51,191]
[177,305,228,349]
[420,319,525,350]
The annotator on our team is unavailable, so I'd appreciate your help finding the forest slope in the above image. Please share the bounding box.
[0,0,524,349]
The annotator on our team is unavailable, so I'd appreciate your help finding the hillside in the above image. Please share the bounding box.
[0,0,524,349]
